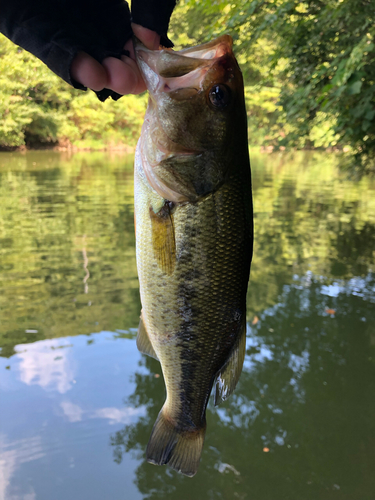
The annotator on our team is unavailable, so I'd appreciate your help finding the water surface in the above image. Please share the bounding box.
[1,151,374,500]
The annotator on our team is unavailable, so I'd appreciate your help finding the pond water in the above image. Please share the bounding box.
[0,150,375,500]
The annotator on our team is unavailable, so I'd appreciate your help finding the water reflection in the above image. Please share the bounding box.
[16,339,75,394]
[0,291,374,499]
[1,151,375,499]
[0,334,145,500]
[0,435,45,500]
[248,151,375,318]
[0,151,140,357]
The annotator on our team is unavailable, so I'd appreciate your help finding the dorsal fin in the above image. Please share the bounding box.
[150,203,176,275]
[214,318,247,406]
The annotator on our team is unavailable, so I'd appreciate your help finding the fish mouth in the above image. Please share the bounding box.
[134,35,233,95]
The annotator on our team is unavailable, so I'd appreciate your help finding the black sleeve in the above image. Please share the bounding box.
[131,0,176,48]
[0,0,132,91]
[0,0,177,100]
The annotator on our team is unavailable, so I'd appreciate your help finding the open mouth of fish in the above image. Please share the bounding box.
[134,35,233,95]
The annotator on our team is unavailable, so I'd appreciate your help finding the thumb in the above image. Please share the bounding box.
[131,23,160,50]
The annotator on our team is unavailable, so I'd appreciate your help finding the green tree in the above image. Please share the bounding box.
[0,35,147,149]
[249,0,375,173]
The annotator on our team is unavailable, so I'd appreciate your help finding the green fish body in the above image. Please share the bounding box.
[134,35,253,477]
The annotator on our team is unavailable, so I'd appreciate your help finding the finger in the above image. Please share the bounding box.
[121,39,147,94]
[131,23,160,50]
[121,57,147,94]
[120,57,147,94]
[70,51,108,91]
[101,56,146,95]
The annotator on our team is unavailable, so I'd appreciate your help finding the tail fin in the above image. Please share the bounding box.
[146,408,205,477]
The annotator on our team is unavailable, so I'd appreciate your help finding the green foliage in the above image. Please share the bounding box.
[256,0,375,174]
[0,35,146,149]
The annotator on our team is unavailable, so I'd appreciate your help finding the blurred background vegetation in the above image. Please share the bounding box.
[0,0,374,174]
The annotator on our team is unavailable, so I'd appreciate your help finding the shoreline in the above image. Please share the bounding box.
[0,143,136,153]
[0,144,345,156]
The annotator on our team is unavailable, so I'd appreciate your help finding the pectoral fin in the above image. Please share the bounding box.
[150,204,176,275]
[214,318,247,406]
[136,313,159,361]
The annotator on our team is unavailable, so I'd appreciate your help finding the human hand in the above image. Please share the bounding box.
[70,24,160,95]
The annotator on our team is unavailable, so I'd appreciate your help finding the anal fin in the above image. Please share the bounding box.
[214,318,247,406]
[136,313,159,361]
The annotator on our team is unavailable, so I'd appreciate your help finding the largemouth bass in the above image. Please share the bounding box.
[134,35,253,477]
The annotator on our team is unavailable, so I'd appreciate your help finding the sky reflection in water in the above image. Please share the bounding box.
[0,151,375,500]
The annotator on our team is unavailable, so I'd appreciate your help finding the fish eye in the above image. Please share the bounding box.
[208,84,230,109]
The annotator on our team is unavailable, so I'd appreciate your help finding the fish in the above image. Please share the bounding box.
[133,34,253,477]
